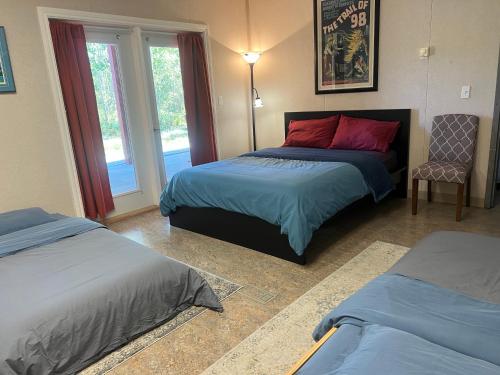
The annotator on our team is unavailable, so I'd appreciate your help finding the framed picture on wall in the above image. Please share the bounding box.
[0,26,16,93]
[314,0,379,94]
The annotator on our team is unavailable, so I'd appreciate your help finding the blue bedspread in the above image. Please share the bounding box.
[313,274,500,366]
[160,156,370,255]
[299,324,500,375]
[0,217,104,258]
[243,147,394,202]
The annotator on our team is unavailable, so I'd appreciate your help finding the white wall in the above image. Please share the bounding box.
[0,0,251,215]
[1,0,499,215]
[249,0,500,206]
[425,0,500,202]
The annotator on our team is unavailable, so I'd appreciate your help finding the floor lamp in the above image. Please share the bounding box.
[242,52,263,151]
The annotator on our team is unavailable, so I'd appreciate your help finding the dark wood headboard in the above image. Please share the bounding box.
[284,109,411,197]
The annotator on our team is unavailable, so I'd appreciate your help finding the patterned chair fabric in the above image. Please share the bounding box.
[412,114,479,184]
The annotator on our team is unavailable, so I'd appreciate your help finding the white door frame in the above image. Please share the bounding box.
[37,7,218,217]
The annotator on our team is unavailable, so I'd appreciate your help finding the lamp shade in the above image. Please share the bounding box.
[242,52,261,64]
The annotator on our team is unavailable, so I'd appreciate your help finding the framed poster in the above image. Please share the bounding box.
[314,0,379,94]
[0,26,16,93]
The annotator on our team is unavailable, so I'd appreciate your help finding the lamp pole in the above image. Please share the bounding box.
[242,52,261,152]
[250,62,257,151]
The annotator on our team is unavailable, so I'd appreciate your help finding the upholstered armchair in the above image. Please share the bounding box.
[412,114,479,221]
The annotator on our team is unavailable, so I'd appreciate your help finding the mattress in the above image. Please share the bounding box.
[0,209,222,374]
[389,231,500,303]
[299,231,500,374]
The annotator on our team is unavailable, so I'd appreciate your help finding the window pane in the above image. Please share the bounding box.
[87,42,138,196]
[149,46,191,179]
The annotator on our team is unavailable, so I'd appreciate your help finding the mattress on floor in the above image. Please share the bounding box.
[300,231,500,374]
[389,231,500,303]
[0,209,222,375]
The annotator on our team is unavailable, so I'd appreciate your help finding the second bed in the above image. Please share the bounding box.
[161,109,410,264]
[292,231,500,374]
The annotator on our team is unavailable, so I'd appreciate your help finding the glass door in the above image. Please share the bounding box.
[86,40,138,196]
[85,28,156,216]
[143,33,191,187]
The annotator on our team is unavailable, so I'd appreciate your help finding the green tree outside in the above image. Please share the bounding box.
[87,43,188,144]
[87,42,120,140]
[150,46,187,141]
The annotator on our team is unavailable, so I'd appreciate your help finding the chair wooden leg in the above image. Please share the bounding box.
[427,180,432,202]
[456,183,465,222]
[466,176,471,207]
[412,179,419,215]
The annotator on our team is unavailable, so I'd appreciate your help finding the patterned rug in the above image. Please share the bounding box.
[81,269,241,375]
[202,241,409,375]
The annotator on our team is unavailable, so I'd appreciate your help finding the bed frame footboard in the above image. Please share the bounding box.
[169,206,306,265]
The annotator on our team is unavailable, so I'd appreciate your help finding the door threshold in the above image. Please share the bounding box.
[104,205,159,225]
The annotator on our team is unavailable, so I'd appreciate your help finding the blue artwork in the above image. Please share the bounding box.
[0,27,15,93]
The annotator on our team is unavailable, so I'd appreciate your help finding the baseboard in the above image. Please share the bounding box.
[104,205,159,225]
[407,190,484,208]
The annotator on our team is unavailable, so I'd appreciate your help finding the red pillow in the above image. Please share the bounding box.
[329,115,400,152]
[283,116,340,148]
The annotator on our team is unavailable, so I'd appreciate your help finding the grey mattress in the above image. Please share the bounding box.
[389,231,500,303]
[0,228,222,374]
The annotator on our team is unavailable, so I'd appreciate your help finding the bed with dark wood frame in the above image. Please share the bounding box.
[169,109,411,264]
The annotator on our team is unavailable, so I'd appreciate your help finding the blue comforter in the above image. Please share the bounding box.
[313,274,500,367]
[299,324,500,375]
[160,148,394,255]
[244,147,394,202]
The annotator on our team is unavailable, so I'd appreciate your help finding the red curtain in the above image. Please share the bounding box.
[177,33,217,166]
[50,20,114,220]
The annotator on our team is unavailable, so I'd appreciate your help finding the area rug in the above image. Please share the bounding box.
[202,241,409,375]
[81,269,241,375]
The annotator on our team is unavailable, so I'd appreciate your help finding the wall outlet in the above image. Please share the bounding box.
[461,85,471,99]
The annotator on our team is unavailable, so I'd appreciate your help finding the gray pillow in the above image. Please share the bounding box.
[0,208,61,236]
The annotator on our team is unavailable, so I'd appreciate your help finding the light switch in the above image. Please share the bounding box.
[461,85,471,99]
[217,96,224,106]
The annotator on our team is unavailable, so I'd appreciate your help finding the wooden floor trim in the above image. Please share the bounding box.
[286,327,338,375]
[104,205,158,225]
